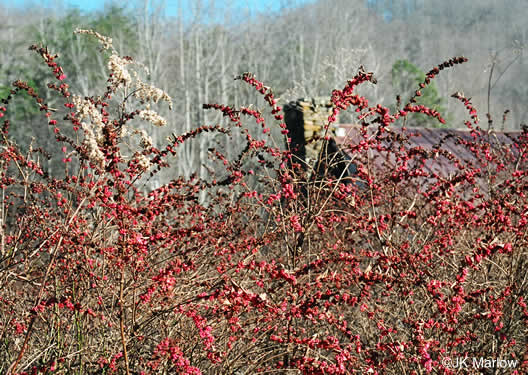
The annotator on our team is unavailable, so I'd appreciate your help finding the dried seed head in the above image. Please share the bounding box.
[73,96,104,143]
[135,129,153,149]
[134,79,172,110]
[108,54,132,88]
[83,126,105,168]
[74,29,113,51]
[135,153,151,171]
[139,106,167,127]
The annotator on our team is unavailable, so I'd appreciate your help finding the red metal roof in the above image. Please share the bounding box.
[334,124,526,193]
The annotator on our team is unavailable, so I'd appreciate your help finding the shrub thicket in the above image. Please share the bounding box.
[0,31,527,375]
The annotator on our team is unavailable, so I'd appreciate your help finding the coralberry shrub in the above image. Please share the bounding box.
[0,31,527,375]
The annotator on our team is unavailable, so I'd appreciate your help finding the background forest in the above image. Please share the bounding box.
[1,0,526,180]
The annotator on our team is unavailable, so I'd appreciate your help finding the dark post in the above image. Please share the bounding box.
[283,97,355,183]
